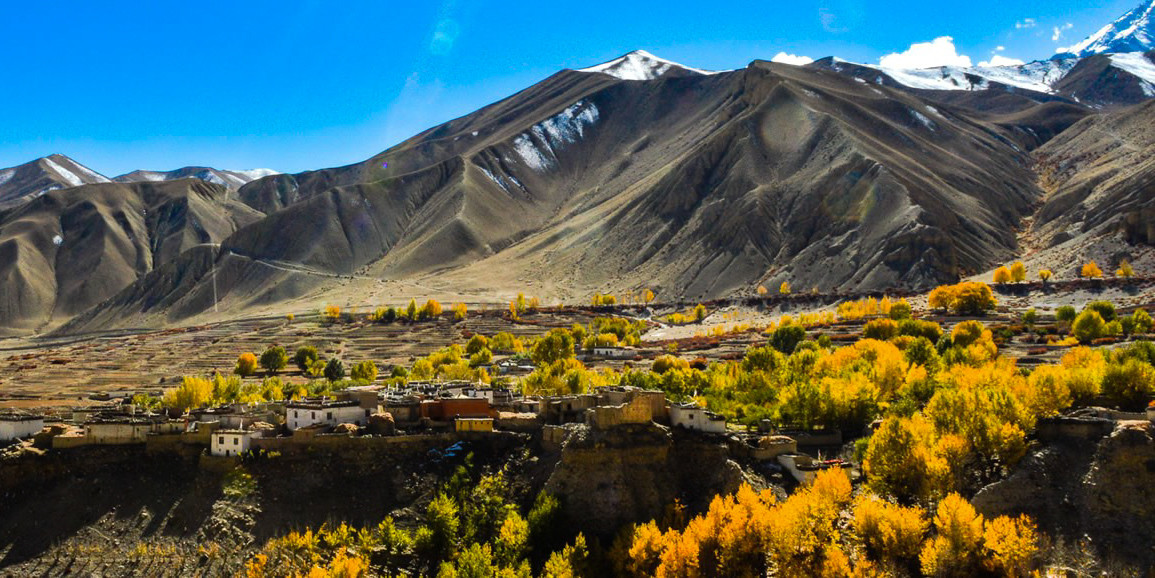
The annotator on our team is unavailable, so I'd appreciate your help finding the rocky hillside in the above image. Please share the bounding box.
[0,179,262,334]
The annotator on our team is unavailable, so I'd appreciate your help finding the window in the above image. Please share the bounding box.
[312,412,316,419]
[327,412,333,420]
[233,437,238,445]
[294,410,299,418]
[218,436,224,444]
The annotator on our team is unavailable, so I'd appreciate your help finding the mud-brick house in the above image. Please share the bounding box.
[420,397,493,421]
[0,413,44,441]
[669,403,727,433]
[210,429,253,457]
[286,399,373,431]
[454,417,495,432]
[84,417,155,444]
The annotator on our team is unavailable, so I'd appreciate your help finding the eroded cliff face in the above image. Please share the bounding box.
[972,421,1155,569]
[543,423,762,538]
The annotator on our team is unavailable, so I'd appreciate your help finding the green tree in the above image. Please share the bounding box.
[324,358,346,382]
[466,334,490,355]
[294,346,319,372]
[531,329,575,366]
[770,324,807,354]
[259,345,288,375]
[406,298,419,321]
[351,360,378,382]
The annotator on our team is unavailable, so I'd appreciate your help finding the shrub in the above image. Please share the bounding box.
[322,305,342,322]
[235,352,258,377]
[1083,300,1116,322]
[779,282,790,295]
[1072,310,1106,344]
[1101,359,1155,410]
[863,319,899,340]
[898,319,943,342]
[453,303,468,321]
[1116,260,1134,279]
[1133,309,1153,334]
[1080,261,1103,279]
[888,301,913,320]
[769,324,807,354]
[652,355,690,374]
[1021,309,1038,327]
[1055,305,1077,324]
[1038,269,1052,283]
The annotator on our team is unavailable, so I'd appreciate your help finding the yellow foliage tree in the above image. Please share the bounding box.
[643,289,656,304]
[1080,261,1103,278]
[453,302,467,321]
[1116,260,1134,279]
[756,285,768,296]
[1009,262,1025,282]
[779,282,790,295]
[235,352,258,377]
[920,493,985,575]
[992,266,1012,284]
[852,494,928,563]
[1038,269,1052,283]
[322,305,341,322]
[162,376,214,413]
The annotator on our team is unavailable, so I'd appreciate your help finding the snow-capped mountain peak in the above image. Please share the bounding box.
[577,49,717,81]
[1057,0,1155,57]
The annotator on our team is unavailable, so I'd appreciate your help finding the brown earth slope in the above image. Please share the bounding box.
[0,179,262,334]
[61,59,1069,333]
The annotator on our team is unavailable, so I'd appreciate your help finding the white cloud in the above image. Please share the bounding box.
[1015,18,1037,29]
[1052,23,1073,42]
[771,52,814,66]
[879,36,972,70]
[995,45,1006,52]
[978,54,1026,67]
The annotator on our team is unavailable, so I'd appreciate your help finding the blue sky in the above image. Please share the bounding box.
[0,0,1139,176]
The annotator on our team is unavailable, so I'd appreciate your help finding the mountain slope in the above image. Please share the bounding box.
[1032,100,1155,250]
[0,180,262,334]
[0,155,110,208]
[59,56,1062,333]
[115,167,279,191]
[1058,0,1155,57]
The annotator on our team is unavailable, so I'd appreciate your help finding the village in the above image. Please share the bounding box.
[0,374,868,486]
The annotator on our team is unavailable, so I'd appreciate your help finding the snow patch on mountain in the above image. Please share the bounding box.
[579,50,717,81]
[513,100,600,171]
[1058,0,1155,57]
[868,57,1079,93]
[1109,52,1155,94]
[230,168,279,180]
[0,169,13,187]
[69,160,110,183]
[43,157,85,187]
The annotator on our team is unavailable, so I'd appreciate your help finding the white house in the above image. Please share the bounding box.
[211,429,253,457]
[592,346,636,359]
[285,400,373,431]
[669,403,727,433]
[0,414,44,441]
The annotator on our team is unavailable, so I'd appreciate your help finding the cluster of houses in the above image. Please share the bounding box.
[0,381,729,455]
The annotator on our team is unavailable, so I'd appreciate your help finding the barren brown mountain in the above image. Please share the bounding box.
[1,50,1151,336]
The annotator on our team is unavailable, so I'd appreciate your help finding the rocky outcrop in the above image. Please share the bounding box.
[543,423,753,538]
[972,421,1155,569]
